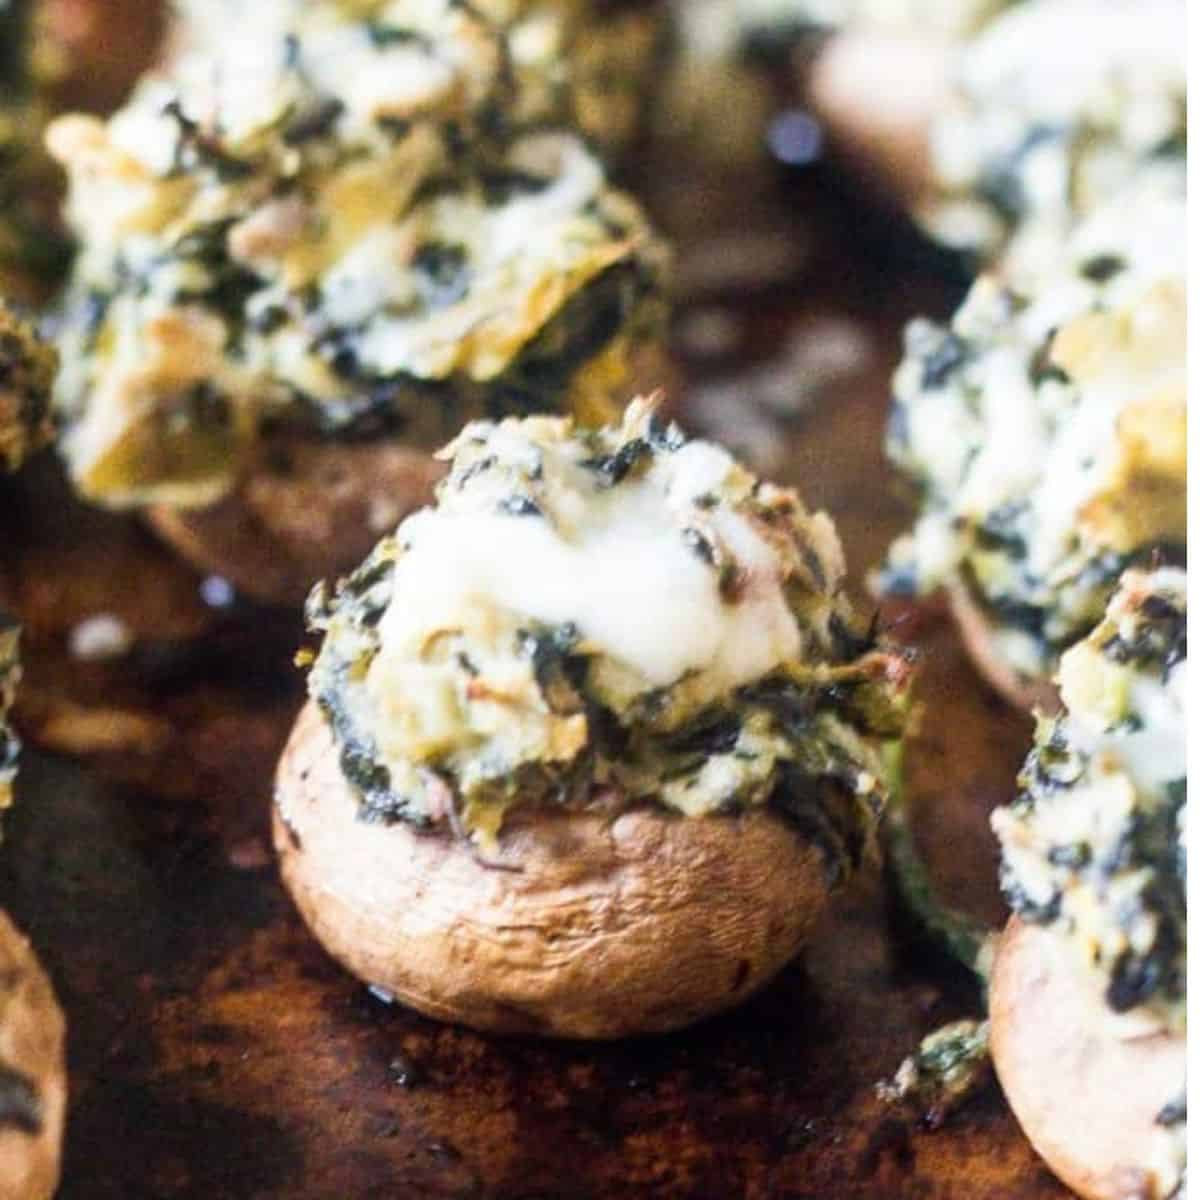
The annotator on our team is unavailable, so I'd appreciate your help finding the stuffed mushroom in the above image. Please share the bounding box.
[879,181,1185,707]
[810,0,1186,262]
[274,397,912,1037]
[0,911,66,1200]
[990,567,1186,1200]
[47,0,669,605]
[0,616,65,1200]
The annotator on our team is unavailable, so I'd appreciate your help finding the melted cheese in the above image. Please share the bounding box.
[375,440,800,696]
[1057,581,1187,793]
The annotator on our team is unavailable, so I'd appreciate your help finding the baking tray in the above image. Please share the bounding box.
[0,128,1072,1198]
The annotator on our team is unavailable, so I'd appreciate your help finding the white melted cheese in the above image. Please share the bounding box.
[307,400,905,841]
[1058,610,1187,795]
[375,441,801,695]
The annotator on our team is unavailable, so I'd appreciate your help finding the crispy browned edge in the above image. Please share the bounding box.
[990,918,1185,1200]
[0,910,66,1200]
[946,576,1060,713]
[273,700,838,1039]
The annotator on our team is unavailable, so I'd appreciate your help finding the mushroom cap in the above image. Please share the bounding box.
[0,910,66,1200]
[946,575,1060,713]
[273,701,838,1038]
[990,918,1185,1200]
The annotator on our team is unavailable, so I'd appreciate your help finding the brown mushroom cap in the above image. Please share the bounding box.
[0,910,66,1200]
[274,701,838,1039]
[148,434,447,608]
[946,575,1060,713]
[990,918,1185,1200]
[805,32,950,206]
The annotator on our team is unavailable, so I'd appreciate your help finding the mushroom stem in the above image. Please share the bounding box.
[880,743,995,993]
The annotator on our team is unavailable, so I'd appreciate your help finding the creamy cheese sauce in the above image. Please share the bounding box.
[305,398,911,849]
[883,182,1186,681]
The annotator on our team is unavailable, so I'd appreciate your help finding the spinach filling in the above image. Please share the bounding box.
[313,573,891,879]
[995,573,1187,1027]
[50,1,667,506]
[883,227,1186,678]
[302,407,909,860]
[239,258,654,446]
